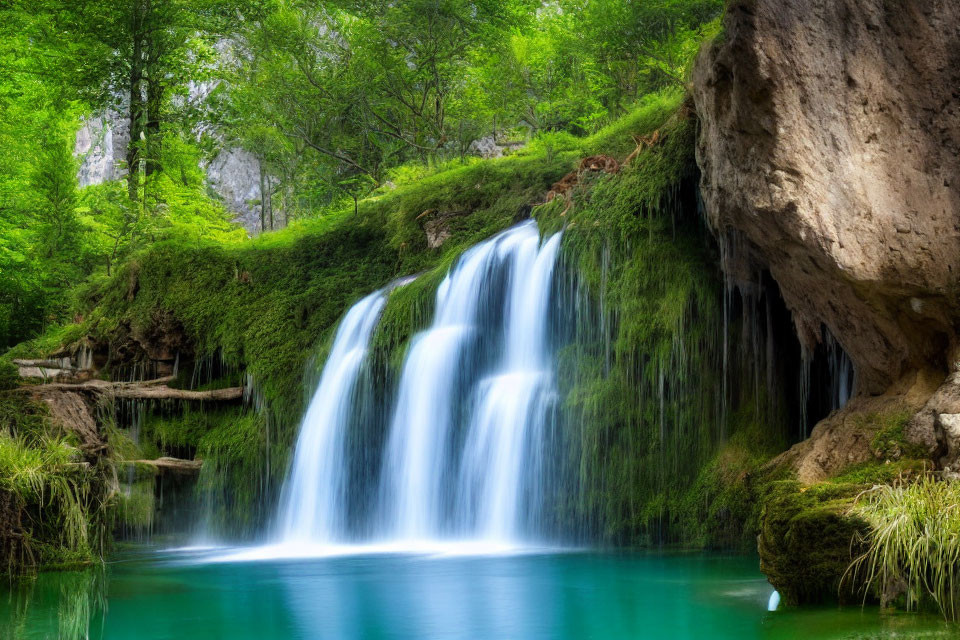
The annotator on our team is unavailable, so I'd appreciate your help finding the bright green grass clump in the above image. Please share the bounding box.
[0,399,101,572]
[851,476,960,621]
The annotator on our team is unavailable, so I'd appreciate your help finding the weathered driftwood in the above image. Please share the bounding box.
[8,377,241,463]
[25,378,243,402]
[131,457,203,474]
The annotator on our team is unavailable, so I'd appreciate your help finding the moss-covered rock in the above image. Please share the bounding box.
[758,480,870,606]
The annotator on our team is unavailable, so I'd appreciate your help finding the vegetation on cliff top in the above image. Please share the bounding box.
[0,0,722,352]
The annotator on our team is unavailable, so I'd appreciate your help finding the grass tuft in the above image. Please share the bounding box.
[850,475,960,620]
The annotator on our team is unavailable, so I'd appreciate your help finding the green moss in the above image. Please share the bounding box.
[3,324,86,361]
[0,359,18,391]
[104,425,145,462]
[370,264,448,374]
[0,394,51,446]
[867,410,927,461]
[830,459,933,486]
[537,93,797,547]
[4,88,762,547]
[141,408,238,453]
[195,411,270,534]
[673,403,792,549]
[115,478,156,532]
[758,480,870,606]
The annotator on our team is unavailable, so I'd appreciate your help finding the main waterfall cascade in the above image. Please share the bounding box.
[257,218,855,559]
[275,220,564,550]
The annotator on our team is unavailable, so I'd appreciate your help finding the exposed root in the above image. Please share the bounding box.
[544,154,621,216]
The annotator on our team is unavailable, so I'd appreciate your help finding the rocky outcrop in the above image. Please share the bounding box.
[905,371,960,475]
[693,0,960,395]
[773,368,942,482]
[75,108,130,187]
[758,480,869,606]
[205,146,264,233]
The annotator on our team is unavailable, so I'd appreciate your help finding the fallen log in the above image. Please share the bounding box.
[129,457,203,474]
[23,378,243,402]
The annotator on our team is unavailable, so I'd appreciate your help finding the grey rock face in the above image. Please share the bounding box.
[74,108,130,187]
[74,109,266,235]
[468,135,525,159]
[205,147,262,234]
[906,371,960,473]
[73,38,268,235]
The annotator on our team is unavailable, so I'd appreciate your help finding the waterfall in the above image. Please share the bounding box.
[278,291,387,543]
[379,236,502,539]
[456,231,562,541]
[380,221,562,542]
[267,220,563,552]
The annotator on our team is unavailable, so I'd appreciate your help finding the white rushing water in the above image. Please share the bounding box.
[266,220,563,555]
[381,221,562,543]
[278,291,387,543]
[456,231,562,541]
[380,237,502,540]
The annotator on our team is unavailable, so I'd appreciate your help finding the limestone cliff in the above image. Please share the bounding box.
[694,0,960,600]
[693,0,960,397]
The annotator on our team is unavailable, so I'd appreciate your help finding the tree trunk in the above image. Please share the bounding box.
[145,75,163,177]
[266,176,274,230]
[126,0,147,203]
[259,166,266,232]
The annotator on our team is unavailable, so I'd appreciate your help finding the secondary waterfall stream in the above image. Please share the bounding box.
[274,220,563,551]
[278,291,387,543]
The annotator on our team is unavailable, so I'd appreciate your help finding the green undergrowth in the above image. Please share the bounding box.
[193,411,268,533]
[673,402,792,549]
[533,95,794,547]
[868,410,928,461]
[755,408,938,607]
[108,404,264,535]
[0,394,107,575]
[851,476,960,621]
[2,325,86,363]
[758,479,871,606]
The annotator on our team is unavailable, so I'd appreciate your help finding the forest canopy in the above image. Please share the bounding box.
[0,0,721,350]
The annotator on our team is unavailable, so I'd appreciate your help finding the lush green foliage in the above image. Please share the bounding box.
[0,0,736,556]
[852,476,960,621]
[0,395,106,573]
[0,0,720,351]
[529,92,794,547]
[222,0,722,218]
[0,4,247,349]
